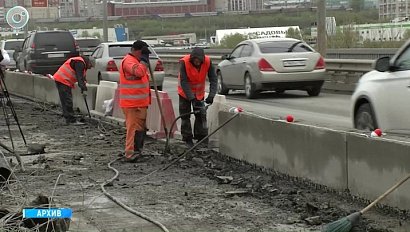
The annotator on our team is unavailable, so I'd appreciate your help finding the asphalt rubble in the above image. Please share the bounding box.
[0,97,409,232]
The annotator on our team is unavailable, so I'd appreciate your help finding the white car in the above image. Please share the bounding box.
[352,40,410,133]
[87,41,165,90]
[217,38,326,99]
[0,39,24,70]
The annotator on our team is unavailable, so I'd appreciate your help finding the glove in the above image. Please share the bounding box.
[141,46,150,55]
[192,99,204,110]
[140,53,150,64]
[205,96,214,105]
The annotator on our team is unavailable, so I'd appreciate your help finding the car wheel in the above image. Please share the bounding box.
[244,72,257,99]
[307,86,321,97]
[355,103,378,131]
[217,71,229,95]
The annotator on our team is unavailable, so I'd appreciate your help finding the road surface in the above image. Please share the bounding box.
[163,77,352,130]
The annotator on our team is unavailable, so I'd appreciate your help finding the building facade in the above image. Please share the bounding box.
[379,0,410,20]
[107,0,216,17]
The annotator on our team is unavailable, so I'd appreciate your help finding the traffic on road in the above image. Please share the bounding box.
[3,34,410,135]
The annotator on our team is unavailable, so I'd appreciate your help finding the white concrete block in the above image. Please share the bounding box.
[95,81,118,113]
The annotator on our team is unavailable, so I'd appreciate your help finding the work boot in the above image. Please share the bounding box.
[134,131,146,152]
[184,139,194,148]
[124,151,141,163]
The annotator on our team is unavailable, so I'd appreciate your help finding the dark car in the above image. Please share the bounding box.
[17,31,79,75]
[76,37,101,56]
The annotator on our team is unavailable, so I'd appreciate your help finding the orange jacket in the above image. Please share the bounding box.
[178,55,211,100]
[119,54,151,108]
[54,57,86,88]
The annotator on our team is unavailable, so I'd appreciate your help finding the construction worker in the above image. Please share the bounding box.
[119,40,151,162]
[178,47,217,147]
[53,56,92,125]
[0,49,10,66]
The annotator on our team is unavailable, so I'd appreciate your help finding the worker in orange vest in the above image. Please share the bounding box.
[119,40,151,162]
[178,47,217,147]
[53,56,92,125]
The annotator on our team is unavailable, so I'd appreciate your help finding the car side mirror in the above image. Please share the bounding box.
[374,56,390,72]
[221,54,230,60]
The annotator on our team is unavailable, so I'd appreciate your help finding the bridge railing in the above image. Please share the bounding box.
[156,49,383,93]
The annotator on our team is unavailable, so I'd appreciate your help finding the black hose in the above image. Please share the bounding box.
[137,112,240,183]
[164,104,209,153]
[164,110,199,153]
[101,157,170,232]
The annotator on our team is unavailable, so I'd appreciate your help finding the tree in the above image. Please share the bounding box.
[350,0,365,11]
[219,33,247,48]
[403,29,410,41]
[92,32,101,39]
[286,28,302,40]
[81,30,90,37]
[327,25,359,48]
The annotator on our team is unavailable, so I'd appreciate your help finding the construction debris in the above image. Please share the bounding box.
[216,175,234,184]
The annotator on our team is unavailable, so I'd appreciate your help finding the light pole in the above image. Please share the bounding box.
[316,0,326,56]
[103,0,108,42]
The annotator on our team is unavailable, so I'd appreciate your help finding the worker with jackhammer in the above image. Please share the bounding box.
[53,56,92,125]
[119,40,151,162]
[178,47,218,147]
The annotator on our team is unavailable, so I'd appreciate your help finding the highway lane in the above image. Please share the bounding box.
[162,77,353,130]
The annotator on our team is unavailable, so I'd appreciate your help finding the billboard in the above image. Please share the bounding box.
[32,0,47,7]
[215,26,301,45]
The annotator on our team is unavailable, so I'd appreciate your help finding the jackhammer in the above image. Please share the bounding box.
[164,101,209,153]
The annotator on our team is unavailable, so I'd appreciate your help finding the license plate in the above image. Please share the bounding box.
[283,60,306,67]
[48,53,64,58]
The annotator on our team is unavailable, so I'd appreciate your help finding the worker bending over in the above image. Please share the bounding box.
[178,47,217,147]
[54,56,92,125]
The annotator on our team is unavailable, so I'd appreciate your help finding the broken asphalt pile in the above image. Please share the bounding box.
[0,97,409,232]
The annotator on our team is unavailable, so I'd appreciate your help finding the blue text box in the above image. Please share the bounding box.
[23,208,72,219]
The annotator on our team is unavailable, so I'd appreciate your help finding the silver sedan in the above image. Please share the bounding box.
[217,38,326,98]
[87,41,165,90]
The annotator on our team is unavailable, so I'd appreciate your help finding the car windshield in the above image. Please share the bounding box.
[5,41,23,50]
[258,41,314,53]
[108,44,156,58]
[77,39,101,48]
[35,32,75,50]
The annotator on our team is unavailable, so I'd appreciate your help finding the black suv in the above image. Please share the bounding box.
[17,31,79,75]
[76,37,101,56]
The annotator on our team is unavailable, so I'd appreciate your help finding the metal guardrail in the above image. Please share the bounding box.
[158,54,376,73]
[157,51,377,93]
[325,59,374,73]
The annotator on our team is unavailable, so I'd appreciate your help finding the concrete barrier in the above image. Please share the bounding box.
[219,112,348,190]
[219,111,410,210]
[4,71,35,98]
[146,90,177,139]
[207,94,228,146]
[95,81,118,114]
[33,75,60,105]
[5,71,97,115]
[347,134,410,209]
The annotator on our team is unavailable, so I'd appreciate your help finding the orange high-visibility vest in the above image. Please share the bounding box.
[178,55,211,100]
[119,54,151,108]
[54,57,86,88]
